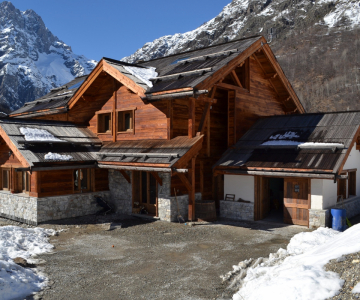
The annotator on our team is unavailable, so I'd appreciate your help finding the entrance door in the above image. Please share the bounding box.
[283,178,310,226]
[133,171,157,215]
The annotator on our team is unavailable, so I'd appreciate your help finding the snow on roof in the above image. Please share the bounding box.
[20,127,64,142]
[261,141,344,148]
[44,152,73,161]
[0,226,55,299]
[123,66,157,88]
[269,131,300,140]
[227,224,360,300]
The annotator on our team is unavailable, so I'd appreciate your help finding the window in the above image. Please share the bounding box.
[2,169,10,191]
[348,171,356,197]
[22,171,30,194]
[117,110,134,132]
[97,113,112,134]
[74,169,91,193]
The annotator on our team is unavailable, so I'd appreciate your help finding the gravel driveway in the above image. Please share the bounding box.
[10,215,308,300]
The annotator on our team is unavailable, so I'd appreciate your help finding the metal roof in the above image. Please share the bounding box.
[98,135,203,167]
[10,76,87,117]
[0,118,100,166]
[139,36,262,94]
[214,111,360,174]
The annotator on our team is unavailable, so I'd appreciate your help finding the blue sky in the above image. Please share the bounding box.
[8,0,230,61]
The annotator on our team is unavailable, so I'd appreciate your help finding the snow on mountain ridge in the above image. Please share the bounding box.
[123,0,360,64]
[0,1,96,111]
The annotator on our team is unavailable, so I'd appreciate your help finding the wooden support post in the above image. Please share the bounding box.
[197,102,210,134]
[119,170,131,183]
[167,100,173,140]
[188,157,196,221]
[112,79,117,142]
[200,160,204,199]
[207,108,211,157]
[188,98,195,138]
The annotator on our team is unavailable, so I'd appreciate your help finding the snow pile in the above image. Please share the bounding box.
[353,282,360,294]
[123,66,157,87]
[44,152,73,161]
[262,141,344,147]
[0,226,55,299]
[224,225,360,300]
[20,127,63,142]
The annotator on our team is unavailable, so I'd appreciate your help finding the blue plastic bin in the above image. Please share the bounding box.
[331,208,347,232]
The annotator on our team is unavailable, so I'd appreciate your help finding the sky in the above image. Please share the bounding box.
[7,0,231,61]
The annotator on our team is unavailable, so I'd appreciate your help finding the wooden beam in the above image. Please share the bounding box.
[119,170,131,183]
[167,100,173,140]
[215,82,250,94]
[112,79,117,143]
[337,125,360,175]
[264,73,278,79]
[150,171,163,186]
[197,102,210,134]
[102,61,146,97]
[252,54,268,76]
[188,97,195,138]
[0,127,30,168]
[188,157,196,221]
[231,70,243,88]
[177,172,192,192]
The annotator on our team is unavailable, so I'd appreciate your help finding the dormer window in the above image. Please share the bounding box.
[97,112,112,134]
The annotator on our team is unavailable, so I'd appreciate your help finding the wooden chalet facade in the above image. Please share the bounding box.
[0,35,313,225]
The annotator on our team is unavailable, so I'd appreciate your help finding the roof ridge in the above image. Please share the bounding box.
[136,35,263,64]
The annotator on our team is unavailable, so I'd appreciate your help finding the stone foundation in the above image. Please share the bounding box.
[0,190,110,225]
[220,200,254,221]
[309,196,360,229]
[309,209,331,229]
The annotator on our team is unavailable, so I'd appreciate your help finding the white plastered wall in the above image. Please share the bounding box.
[224,175,254,202]
[343,144,360,196]
[311,144,360,209]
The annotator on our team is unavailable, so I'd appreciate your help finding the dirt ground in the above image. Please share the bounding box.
[2,214,309,300]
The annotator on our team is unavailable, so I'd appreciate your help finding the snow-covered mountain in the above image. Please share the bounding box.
[0,1,96,112]
[124,0,360,62]
[124,0,360,112]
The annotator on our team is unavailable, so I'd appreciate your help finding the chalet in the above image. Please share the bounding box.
[1,35,351,228]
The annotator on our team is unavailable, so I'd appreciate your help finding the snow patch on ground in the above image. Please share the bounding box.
[352,282,360,294]
[223,225,360,300]
[44,152,73,161]
[20,127,63,142]
[123,66,157,87]
[0,226,55,299]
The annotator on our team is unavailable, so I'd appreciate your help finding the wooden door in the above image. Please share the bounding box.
[254,176,270,220]
[139,172,157,215]
[338,178,347,200]
[348,171,356,196]
[284,178,310,226]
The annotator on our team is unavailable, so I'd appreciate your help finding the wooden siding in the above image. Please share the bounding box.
[94,168,109,191]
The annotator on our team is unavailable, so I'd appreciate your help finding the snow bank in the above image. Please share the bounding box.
[352,282,360,294]
[123,65,157,87]
[0,226,55,299]
[20,127,63,142]
[226,225,360,300]
[44,152,73,161]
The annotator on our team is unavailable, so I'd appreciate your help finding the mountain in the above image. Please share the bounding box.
[123,0,360,112]
[0,1,96,112]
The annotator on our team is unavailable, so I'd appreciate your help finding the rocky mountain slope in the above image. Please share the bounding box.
[0,1,96,112]
[124,0,360,112]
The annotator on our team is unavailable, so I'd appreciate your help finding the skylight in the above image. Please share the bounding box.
[171,57,191,65]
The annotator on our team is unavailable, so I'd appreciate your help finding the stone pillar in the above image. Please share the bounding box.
[108,169,132,215]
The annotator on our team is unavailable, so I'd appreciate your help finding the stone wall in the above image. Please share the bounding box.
[309,209,331,229]
[0,190,110,225]
[309,196,360,229]
[37,191,110,223]
[108,169,132,215]
[220,200,254,221]
[0,191,38,225]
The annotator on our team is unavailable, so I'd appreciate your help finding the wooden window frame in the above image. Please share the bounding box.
[73,168,92,193]
[96,111,112,135]
[21,171,30,194]
[116,108,136,134]
[2,168,10,191]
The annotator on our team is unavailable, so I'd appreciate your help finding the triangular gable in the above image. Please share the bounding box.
[68,59,147,110]
[195,36,304,114]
